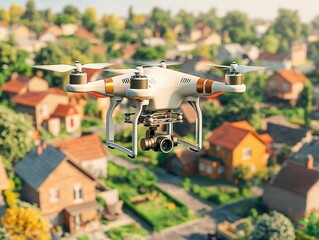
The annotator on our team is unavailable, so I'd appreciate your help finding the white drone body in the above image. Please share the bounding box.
[34,61,265,158]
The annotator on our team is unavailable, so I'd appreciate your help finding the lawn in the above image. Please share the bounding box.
[225,197,267,218]
[103,162,196,231]
[106,223,148,240]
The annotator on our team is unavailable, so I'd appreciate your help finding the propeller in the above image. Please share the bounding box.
[135,60,182,68]
[105,68,139,74]
[33,61,114,73]
[205,62,267,73]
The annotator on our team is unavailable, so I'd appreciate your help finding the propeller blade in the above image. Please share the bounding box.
[236,65,268,73]
[82,63,114,69]
[204,63,230,70]
[32,64,76,73]
[135,60,182,67]
[104,69,139,74]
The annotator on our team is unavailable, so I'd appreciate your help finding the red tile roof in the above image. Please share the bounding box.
[52,104,78,117]
[53,134,107,162]
[0,156,9,190]
[75,26,98,42]
[269,160,319,196]
[278,69,308,84]
[12,88,66,107]
[207,121,270,149]
[1,80,27,93]
[258,52,289,61]
[12,91,48,106]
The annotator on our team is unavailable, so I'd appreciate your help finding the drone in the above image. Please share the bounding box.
[33,60,266,158]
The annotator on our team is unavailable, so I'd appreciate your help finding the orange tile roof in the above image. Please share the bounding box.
[12,91,48,106]
[12,88,66,107]
[208,121,269,149]
[278,69,308,84]
[0,21,9,28]
[1,80,27,93]
[53,134,107,162]
[0,156,9,190]
[52,104,78,117]
[75,26,98,41]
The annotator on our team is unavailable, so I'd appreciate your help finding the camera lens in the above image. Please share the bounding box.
[158,137,174,153]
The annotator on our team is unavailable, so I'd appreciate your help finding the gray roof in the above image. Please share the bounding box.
[15,145,66,190]
[266,123,309,146]
[290,138,319,169]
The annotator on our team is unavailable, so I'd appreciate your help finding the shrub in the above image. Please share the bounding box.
[182,178,192,192]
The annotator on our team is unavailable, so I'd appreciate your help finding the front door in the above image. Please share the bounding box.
[73,213,82,231]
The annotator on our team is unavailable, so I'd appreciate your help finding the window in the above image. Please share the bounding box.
[217,165,224,174]
[40,104,49,117]
[206,165,212,174]
[268,80,277,88]
[216,145,221,151]
[49,188,60,202]
[242,148,252,160]
[73,184,83,201]
[199,162,205,171]
[282,82,290,91]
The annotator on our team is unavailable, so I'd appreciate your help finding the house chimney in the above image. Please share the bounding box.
[306,154,314,169]
[37,141,48,155]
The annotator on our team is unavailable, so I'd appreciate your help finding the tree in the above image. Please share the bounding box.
[233,165,254,193]
[133,46,167,60]
[9,3,24,24]
[0,8,10,22]
[311,15,319,29]
[63,5,81,22]
[250,211,295,240]
[102,14,125,30]
[126,6,135,29]
[197,8,220,31]
[0,106,34,168]
[82,7,98,32]
[84,99,99,117]
[41,9,55,24]
[150,7,171,37]
[163,29,178,43]
[127,169,157,189]
[298,81,313,128]
[299,213,319,238]
[271,9,302,49]
[176,9,195,35]
[23,0,38,22]
[222,11,254,43]
[1,201,49,240]
[262,35,280,53]
[0,41,17,86]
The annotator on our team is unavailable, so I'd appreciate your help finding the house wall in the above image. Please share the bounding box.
[263,185,306,222]
[81,157,107,178]
[38,160,96,218]
[35,94,69,129]
[199,159,221,179]
[64,114,81,133]
[20,181,40,206]
[28,78,49,92]
[291,43,307,67]
[15,104,37,126]
[306,181,319,214]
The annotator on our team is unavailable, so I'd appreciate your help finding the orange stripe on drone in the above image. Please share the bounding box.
[196,77,206,93]
[104,78,114,94]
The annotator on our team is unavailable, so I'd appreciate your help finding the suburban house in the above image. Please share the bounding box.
[263,158,319,222]
[266,121,312,153]
[243,44,260,61]
[12,88,69,130]
[51,104,81,133]
[11,24,31,40]
[166,149,203,177]
[75,26,100,44]
[0,21,9,41]
[258,52,292,71]
[39,25,63,43]
[1,73,49,99]
[61,23,78,36]
[53,134,108,177]
[291,41,307,67]
[0,156,9,214]
[307,29,319,43]
[190,23,212,42]
[174,102,196,136]
[264,69,308,105]
[290,137,319,169]
[14,142,100,233]
[217,43,244,61]
[200,121,272,181]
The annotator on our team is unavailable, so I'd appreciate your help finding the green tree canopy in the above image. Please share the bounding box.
[250,211,295,240]
[82,7,98,32]
[262,35,280,54]
[0,41,17,86]
[299,212,319,238]
[0,106,34,169]
[222,10,255,44]
[133,45,167,60]
[127,169,157,189]
[271,9,302,49]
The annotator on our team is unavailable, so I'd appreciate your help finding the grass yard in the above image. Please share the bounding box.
[106,223,148,240]
[225,197,267,218]
[103,162,196,231]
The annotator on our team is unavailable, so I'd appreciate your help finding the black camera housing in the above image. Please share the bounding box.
[141,134,178,153]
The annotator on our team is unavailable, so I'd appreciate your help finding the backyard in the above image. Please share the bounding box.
[103,162,196,231]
